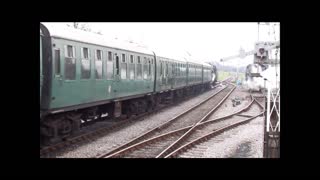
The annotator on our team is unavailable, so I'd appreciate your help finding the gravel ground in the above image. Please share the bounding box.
[207,116,264,158]
[209,85,253,120]
[178,116,264,158]
[179,85,265,158]
[55,85,226,158]
[176,115,249,153]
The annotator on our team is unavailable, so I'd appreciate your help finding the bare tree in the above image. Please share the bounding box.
[79,23,91,32]
[69,22,102,35]
[73,22,79,29]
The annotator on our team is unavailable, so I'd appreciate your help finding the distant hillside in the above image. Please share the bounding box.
[209,61,246,73]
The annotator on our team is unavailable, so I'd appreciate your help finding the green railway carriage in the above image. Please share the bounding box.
[187,62,203,86]
[154,55,212,96]
[155,57,173,92]
[155,55,188,92]
[202,63,213,84]
[40,23,217,144]
[186,62,211,86]
[41,23,155,112]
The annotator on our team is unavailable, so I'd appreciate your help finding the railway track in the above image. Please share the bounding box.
[40,115,139,157]
[165,98,264,158]
[100,92,264,158]
[97,81,236,158]
[40,78,232,157]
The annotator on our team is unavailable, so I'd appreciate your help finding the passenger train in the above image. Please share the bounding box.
[40,23,218,145]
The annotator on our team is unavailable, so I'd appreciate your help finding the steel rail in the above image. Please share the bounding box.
[96,83,232,158]
[102,84,239,158]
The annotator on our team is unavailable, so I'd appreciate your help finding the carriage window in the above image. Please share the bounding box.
[181,64,183,76]
[120,53,127,79]
[81,47,91,79]
[96,50,102,60]
[183,64,185,76]
[129,62,135,80]
[106,51,113,79]
[137,56,142,79]
[67,45,74,58]
[172,63,175,75]
[164,61,166,76]
[195,66,197,77]
[160,61,163,76]
[130,55,134,63]
[176,63,178,76]
[148,58,151,76]
[122,54,126,63]
[83,48,89,59]
[64,45,76,80]
[108,51,112,61]
[129,55,135,80]
[191,65,194,77]
[54,49,60,75]
[143,57,148,79]
[195,66,197,76]
[177,63,180,77]
[121,62,127,79]
[166,63,168,76]
[143,57,147,64]
[116,55,120,75]
[95,49,102,79]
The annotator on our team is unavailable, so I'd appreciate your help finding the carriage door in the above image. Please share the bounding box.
[159,60,162,87]
[40,33,43,103]
[114,52,120,82]
[169,63,174,89]
[51,43,78,109]
[164,62,169,88]
[112,52,121,98]
[201,66,204,83]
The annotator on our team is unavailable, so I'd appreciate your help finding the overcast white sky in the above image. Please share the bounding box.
[53,22,280,66]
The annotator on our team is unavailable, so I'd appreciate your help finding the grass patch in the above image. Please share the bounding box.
[217,70,245,82]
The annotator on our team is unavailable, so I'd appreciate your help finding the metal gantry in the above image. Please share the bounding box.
[263,85,280,158]
[263,41,280,157]
[266,86,280,132]
[264,22,280,158]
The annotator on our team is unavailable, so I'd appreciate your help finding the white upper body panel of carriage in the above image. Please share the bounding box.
[41,23,154,56]
[155,49,212,68]
[42,23,213,68]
